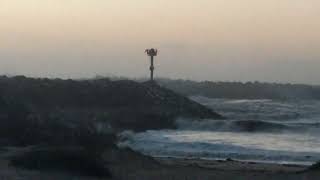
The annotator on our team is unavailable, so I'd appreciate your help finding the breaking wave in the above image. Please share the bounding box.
[119,129,320,165]
[120,97,320,165]
[176,119,290,132]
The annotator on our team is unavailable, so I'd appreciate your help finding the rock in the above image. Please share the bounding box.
[0,76,224,132]
[9,146,112,178]
[307,161,320,171]
[226,158,234,162]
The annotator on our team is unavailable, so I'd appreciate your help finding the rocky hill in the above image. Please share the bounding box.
[0,76,223,133]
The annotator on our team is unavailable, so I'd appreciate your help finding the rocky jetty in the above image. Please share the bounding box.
[0,76,223,178]
[0,76,223,132]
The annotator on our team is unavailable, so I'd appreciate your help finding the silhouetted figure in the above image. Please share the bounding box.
[145,48,158,81]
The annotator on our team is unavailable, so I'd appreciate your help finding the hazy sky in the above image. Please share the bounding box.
[1,0,320,84]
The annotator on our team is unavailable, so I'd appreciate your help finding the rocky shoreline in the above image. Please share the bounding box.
[0,76,319,179]
[2,145,320,180]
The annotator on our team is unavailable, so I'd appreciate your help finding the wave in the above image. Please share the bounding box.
[190,96,320,121]
[119,98,320,165]
[176,119,297,132]
[119,130,320,165]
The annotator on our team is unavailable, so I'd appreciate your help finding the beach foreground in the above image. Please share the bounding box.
[110,156,320,180]
[2,146,319,180]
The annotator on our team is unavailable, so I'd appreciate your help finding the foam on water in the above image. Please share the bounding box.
[120,130,320,165]
[119,97,320,165]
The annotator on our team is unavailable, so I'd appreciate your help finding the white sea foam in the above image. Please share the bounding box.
[120,97,320,165]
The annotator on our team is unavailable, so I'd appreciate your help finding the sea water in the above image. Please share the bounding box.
[120,97,320,165]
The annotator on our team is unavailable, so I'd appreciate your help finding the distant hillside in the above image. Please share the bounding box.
[0,76,223,134]
[158,79,320,100]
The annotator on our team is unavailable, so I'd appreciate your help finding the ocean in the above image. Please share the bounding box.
[120,96,320,165]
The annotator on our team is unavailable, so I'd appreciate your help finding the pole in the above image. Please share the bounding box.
[150,56,154,81]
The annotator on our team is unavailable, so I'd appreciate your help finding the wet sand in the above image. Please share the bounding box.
[108,149,320,180]
[1,147,319,180]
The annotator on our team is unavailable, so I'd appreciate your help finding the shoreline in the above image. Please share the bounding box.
[110,151,320,180]
[152,155,314,166]
[155,156,308,173]
[1,146,319,180]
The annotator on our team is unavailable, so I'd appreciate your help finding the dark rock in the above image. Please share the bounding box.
[232,120,287,132]
[0,76,223,132]
[226,158,234,162]
[307,161,320,171]
[9,146,112,178]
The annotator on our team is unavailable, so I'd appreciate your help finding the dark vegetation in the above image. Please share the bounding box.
[0,75,222,177]
[158,78,320,100]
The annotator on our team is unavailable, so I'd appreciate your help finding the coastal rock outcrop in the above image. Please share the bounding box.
[0,76,223,132]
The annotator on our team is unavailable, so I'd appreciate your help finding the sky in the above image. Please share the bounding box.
[1,0,320,84]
